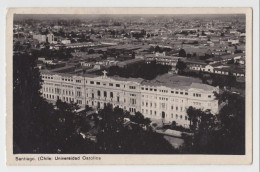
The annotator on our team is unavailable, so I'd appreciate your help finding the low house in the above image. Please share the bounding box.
[220,53,245,63]
[184,59,207,71]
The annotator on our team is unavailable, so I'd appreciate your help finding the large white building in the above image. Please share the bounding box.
[40,70,219,128]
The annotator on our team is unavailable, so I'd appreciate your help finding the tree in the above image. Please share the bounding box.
[179,49,186,57]
[176,60,187,73]
[93,105,178,154]
[130,112,151,127]
[149,46,155,52]
[13,53,43,153]
[212,74,236,88]
[181,91,245,154]
[88,49,95,54]
[154,45,161,52]
[186,106,202,131]
[227,58,234,64]
[13,53,95,154]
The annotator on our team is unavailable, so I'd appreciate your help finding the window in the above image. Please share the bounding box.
[90,81,94,84]
[171,91,174,94]
[129,86,136,89]
[154,89,157,91]
[145,88,148,90]
[109,83,113,86]
[141,87,144,90]
[162,103,166,109]
[117,97,120,102]
[176,114,178,119]
[116,84,120,87]
[185,92,188,95]
[180,92,183,95]
[96,82,100,85]
[104,91,107,97]
[154,111,157,116]
[110,92,113,98]
[176,91,179,94]
[150,110,152,115]
[208,95,211,98]
[97,90,101,96]
[76,91,81,97]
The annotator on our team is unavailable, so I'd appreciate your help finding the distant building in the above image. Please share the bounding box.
[47,34,54,44]
[146,54,180,68]
[228,39,239,45]
[33,34,47,43]
[33,33,54,44]
[61,39,71,44]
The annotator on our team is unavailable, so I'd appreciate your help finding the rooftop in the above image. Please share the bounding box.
[141,73,203,90]
[41,70,217,91]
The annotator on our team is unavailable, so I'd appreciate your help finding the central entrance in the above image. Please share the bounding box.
[162,111,165,118]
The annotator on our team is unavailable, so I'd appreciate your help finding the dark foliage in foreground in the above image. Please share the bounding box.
[13,53,177,154]
[180,92,245,154]
[94,105,177,154]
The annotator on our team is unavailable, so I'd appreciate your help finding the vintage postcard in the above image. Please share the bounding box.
[6,7,252,165]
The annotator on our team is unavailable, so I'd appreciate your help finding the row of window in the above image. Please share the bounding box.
[43,93,84,105]
[142,101,186,110]
[142,95,186,103]
[141,109,188,120]
[141,87,189,95]
[89,81,121,88]
[42,76,53,80]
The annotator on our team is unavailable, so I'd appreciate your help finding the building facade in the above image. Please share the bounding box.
[33,34,47,43]
[40,70,219,128]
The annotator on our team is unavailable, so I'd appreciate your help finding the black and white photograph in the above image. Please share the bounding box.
[5,7,253,165]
